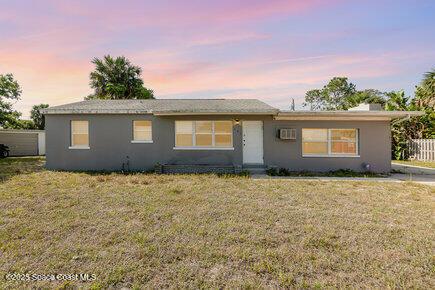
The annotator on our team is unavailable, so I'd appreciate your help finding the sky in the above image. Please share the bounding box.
[1,0,434,118]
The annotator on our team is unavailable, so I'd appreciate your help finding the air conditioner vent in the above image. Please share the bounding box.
[279,128,296,140]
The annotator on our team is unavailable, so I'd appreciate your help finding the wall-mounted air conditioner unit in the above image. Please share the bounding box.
[279,128,296,140]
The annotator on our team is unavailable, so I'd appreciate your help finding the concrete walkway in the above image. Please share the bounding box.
[251,173,435,186]
[391,162,435,175]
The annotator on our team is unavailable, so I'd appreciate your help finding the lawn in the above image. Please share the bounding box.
[392,160,435,169]
[0,157,434,289]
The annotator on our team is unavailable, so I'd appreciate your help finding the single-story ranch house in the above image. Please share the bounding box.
[42,99,422,173]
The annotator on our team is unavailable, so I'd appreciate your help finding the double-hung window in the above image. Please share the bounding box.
[330,129,357,155]
[175,121,233,149]
[302,128,358,157]
[175,121,194,147]
[132,120,152,143]
[214,121,232,147]
[70,121,89,149]
[195,121,213,147]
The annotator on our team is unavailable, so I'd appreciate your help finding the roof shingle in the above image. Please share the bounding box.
[42,99,278,115]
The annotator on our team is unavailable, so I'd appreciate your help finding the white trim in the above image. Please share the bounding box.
[242,121,264,164]
[131,140,153,144]
[174,120,233,149]
[302,128,359,157]
[303,155,360,158]
[69,146,90,150]
[71,120,89,148]
[275,110,423,121]
[275,116,391,121]
[132,120,153,143]
[37,132,45,155]
[173,146,234,150]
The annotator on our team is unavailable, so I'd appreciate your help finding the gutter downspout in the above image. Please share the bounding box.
[391,113,412,125]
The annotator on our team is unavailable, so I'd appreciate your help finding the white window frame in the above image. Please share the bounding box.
[69,120,90,149]
[174,121,234,150]
[131,120,153,143]
[302,128,359,157]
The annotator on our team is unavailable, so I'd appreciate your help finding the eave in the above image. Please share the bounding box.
[153,111,278,116]
[274,111,424,121]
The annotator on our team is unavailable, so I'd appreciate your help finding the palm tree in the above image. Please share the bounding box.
[87,55,154,100]
[385,90,409,111]
[413,68,435,108]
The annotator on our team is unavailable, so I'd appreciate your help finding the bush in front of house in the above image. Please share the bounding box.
[266,167,386,177]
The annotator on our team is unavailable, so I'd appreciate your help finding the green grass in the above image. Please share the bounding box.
[392,160,435,169]
[0,157,45,182]
[0,158,434,288]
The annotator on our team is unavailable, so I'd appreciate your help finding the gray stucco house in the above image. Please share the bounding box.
[42,99,421,173]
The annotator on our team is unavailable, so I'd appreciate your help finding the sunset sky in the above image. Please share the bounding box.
[1,0,434,118]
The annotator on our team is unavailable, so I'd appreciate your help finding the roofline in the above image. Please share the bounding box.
[43,109,424,119]
[0,129,45,133]
[42,109,153,115]
[275,110,424,121]
[42,109,279,115]
[153,111,278,116]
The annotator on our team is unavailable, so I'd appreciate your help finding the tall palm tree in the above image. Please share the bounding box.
[385,90,409,111]
[414,68,435,108]
[87,55,154,100]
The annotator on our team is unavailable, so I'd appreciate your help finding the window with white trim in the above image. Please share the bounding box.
[133,120,152,142]
[195,121,212,146]
[71,120,89,148]
[302,128,358,156]
[175,121,233,148]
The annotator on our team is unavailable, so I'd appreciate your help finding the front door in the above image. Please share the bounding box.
[242,121,264,164]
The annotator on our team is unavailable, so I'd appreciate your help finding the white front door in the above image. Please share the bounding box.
[242,121,264,164]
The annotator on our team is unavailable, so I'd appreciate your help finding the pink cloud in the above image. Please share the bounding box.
[49,0,337,29]
[2,0,432,116]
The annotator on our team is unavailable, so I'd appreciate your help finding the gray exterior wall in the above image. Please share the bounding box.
[45,114,248,171]
[264,120,391,173]
[45,114,391,173]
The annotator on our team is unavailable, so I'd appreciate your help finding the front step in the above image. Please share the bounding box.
[243,164,267,174]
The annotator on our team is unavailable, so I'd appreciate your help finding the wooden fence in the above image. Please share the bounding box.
[408,139,435,161]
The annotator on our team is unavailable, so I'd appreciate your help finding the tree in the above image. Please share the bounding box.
[414,68,435,108]
[302,73,433,160]
[0,74,22,128]
[303,77,357,110]
[385,81,434,160]
[0,73,21,100]
[384,91,412,160]
[346,89,388,108]
[303,77,390,111]
[87,55,154,100]
[385,90,409,111]
[31,104,49,129]
[14,119,36,130]
[411,68,435,139]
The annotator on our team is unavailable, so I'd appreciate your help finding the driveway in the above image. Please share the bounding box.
[392,162,435,175]
[252,173,435,186]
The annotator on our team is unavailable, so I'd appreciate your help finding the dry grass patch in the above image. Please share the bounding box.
[0,157,45,182]
[0,158,434,288]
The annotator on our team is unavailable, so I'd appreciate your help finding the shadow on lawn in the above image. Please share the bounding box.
[0,157,46,183]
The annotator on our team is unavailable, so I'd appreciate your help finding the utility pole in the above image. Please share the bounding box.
[290,98,295,111]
